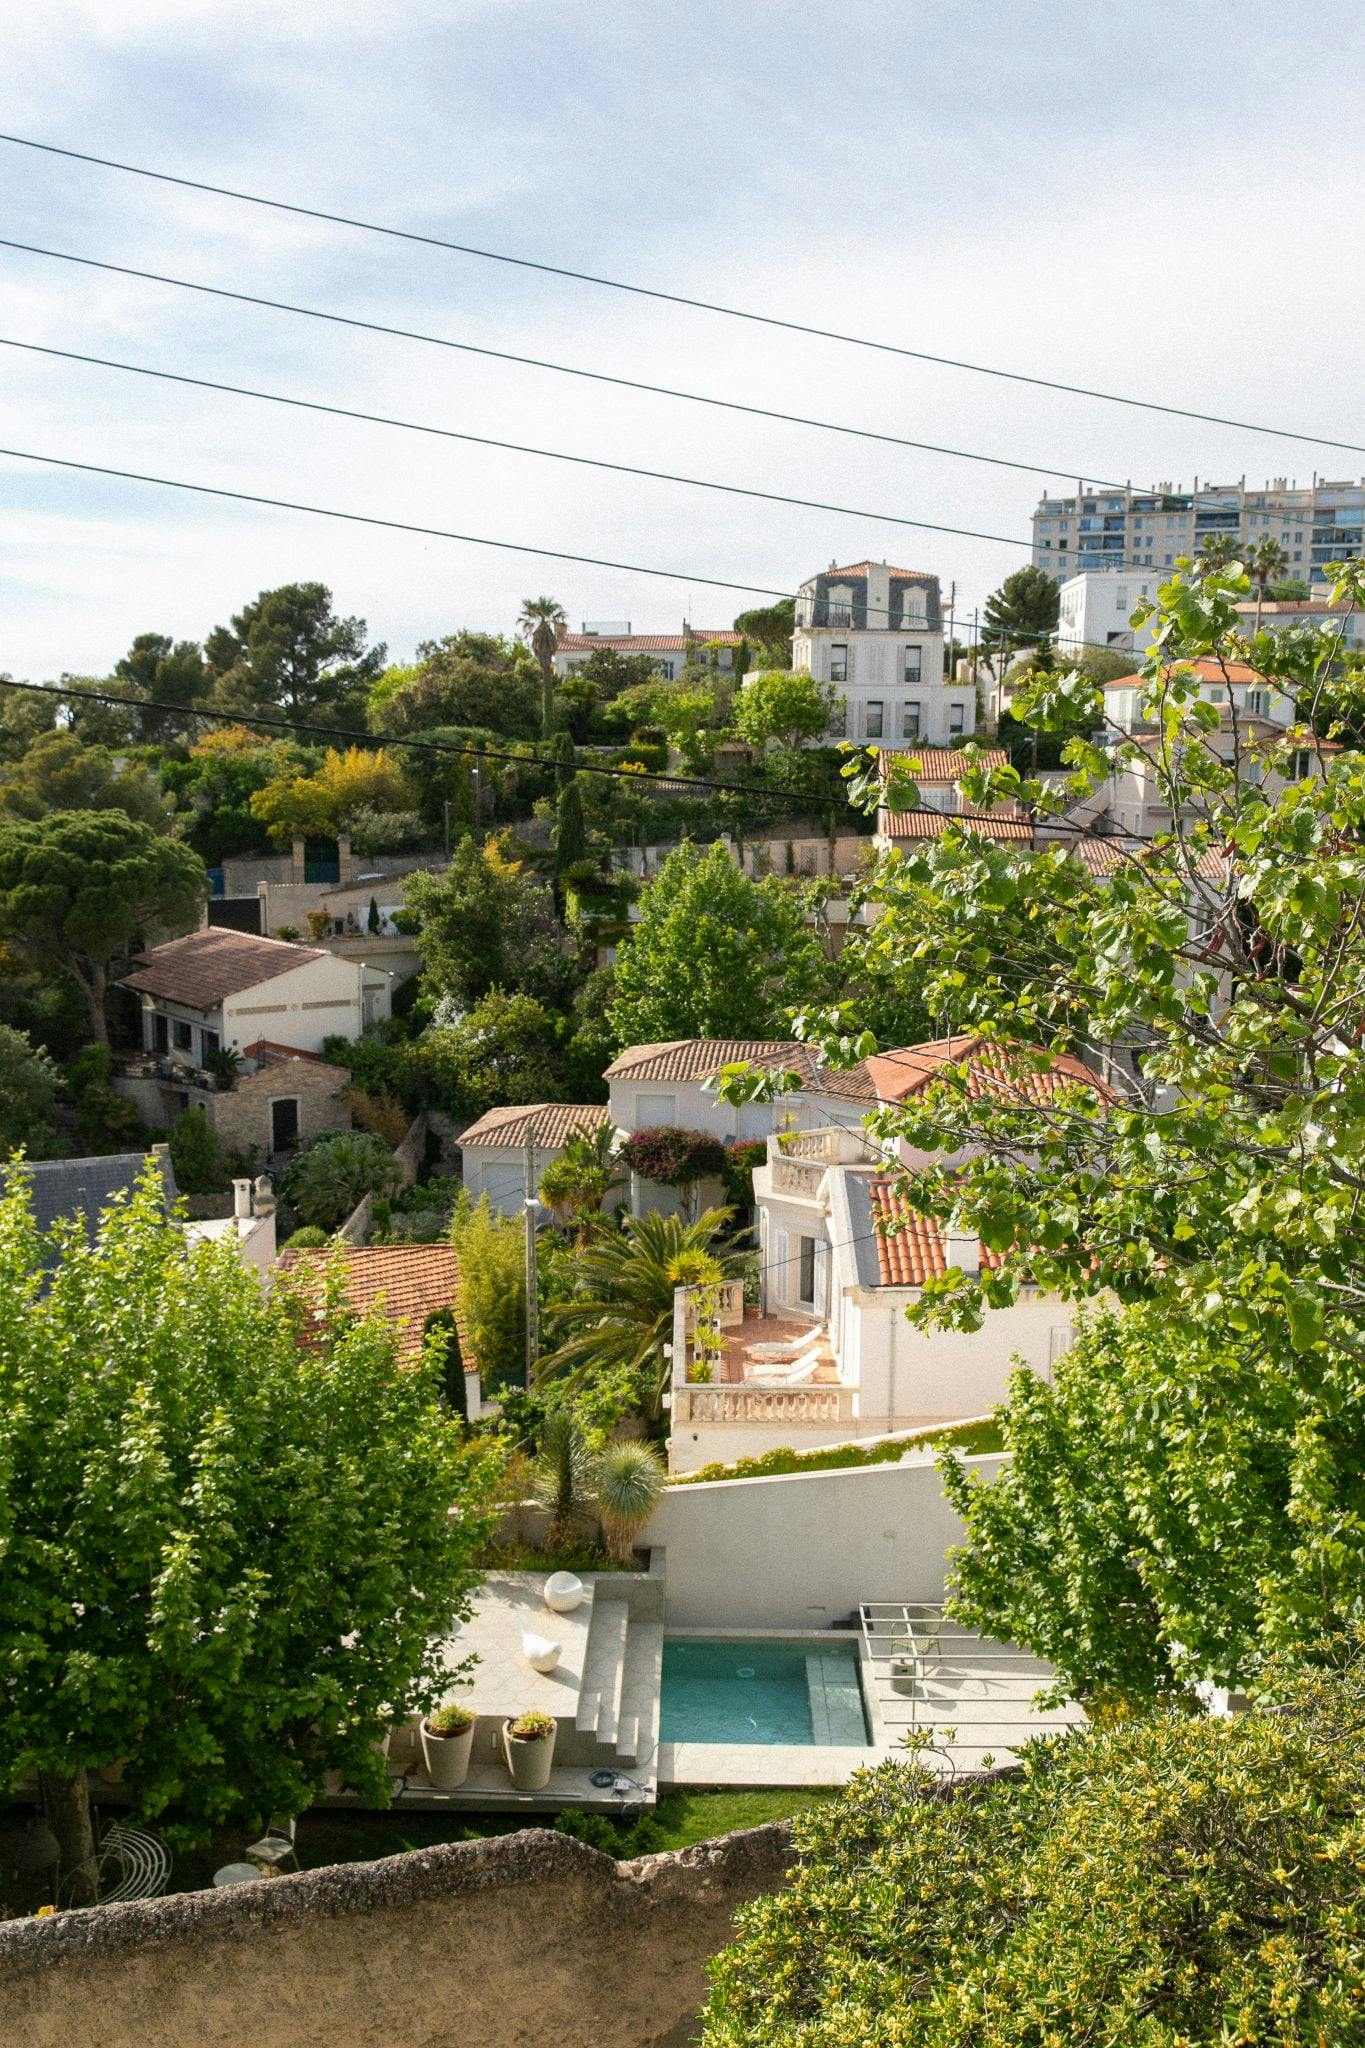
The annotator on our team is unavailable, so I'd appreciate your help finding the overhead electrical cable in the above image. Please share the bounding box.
[0,237,1128,491]
[2,129,1362,455]
[0,335,1051,542]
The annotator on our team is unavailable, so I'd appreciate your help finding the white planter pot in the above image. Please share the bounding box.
[543,1571,585,1614]
[503,1718,557,1792]
[422,1718,475,1790]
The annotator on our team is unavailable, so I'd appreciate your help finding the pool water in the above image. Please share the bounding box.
[660,1637,870,1745]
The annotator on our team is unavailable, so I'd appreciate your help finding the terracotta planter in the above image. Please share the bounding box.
[503,1718,557,1792]
[422,1717,475,1790]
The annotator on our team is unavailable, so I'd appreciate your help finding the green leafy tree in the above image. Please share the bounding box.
[113,631,209,741]
[564,646,659,702]
[731,669,841,749]
[282,1129,402,1228]
[382,634,540,739]
[450,1190,526,1388]
[609,841,828,1045]
[421,991,568,1119]
[553,775,589,883]
[517,596,568,734]
[404,838,562,1008]
[0,811,206,1044]
[207,582,385,721]
[166,1105,224,1195]
[249,746,414,846]
[703,1650,1365,2048]
[538,1207,744,1422]
[982,564,1060,663]
[0,1024,61,1158]
[0,1168,498,1898]
[733,598,795,668]
[0,731,173,830]
[826,554,1365,1684]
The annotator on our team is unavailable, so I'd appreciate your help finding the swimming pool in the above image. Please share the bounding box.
[660,1636,870,1746]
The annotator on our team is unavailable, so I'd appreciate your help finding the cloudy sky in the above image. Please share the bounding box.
[3,0,1363,683]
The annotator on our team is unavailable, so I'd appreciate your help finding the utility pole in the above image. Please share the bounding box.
[944,580,956,678]
[523,1119,540,1387]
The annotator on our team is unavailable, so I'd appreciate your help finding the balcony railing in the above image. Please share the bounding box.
[771,1157,824,1199]
[671,1384,855,1426]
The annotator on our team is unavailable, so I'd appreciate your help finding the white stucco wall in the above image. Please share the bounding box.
[844,1287,1074,1430]
[221,953,391,1055]
[646,1451,1005,1627]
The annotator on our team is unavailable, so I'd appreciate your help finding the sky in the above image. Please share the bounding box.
[3,0,1364,683]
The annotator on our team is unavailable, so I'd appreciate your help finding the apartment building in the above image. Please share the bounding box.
[791,559,965,747]
[1032,477,1365,585]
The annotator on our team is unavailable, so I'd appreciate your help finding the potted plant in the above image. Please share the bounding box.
[503,1710,557,1791]
[422,1701,476,1790]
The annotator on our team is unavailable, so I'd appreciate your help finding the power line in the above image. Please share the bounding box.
[0,335,1037,547]
[0,237,1127,493]
[3,129,1363,457]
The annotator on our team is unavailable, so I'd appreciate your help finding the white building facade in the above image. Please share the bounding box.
[553,624,743,683]
[791,560,966,748]
[1055,569,1163,659]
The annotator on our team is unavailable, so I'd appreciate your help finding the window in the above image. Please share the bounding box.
[902,646,922,683]
[798,1235,817,1307]
[902,700,922,740]
[173,1019,193,1052]
[151,1012,169,1054]
[865,701,885,739]
[829,643,848,683]
[200,1027,220,1061]
[948,703,966,738]
[1288,748,1313,781]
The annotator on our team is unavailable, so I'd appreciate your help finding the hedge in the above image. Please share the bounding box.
[670,1414,1003,1485]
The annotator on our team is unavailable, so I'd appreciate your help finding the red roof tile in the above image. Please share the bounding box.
[604,1039,878,1103]
[881,808,1034,843]
[878,747,1010,783]
[279,1243,469,1367]
[815,562,937,582]
[1103,657,1267,690]
[867,1180,1006,1287]
[558,631,741,653]
[121,928,326,1008]
[459,1102,612,1149]
[866,1036,1115,1108]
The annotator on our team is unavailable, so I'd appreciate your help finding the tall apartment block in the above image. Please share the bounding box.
[1031,476,1365,584]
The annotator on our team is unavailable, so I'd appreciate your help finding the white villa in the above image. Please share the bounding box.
[791,559,967,750]
[666,1037,1115,1475]
[121,927,392,1067]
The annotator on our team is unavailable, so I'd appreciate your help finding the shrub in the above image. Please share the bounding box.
[703,1649,1365,2048]
[167,1105,224,1194]
[555,1806,666,1859]
[283,1225,330,1250]
[671,1416,1001,1486]
[425,1701,475,1736]
[449,1192,525,1389]
[346,1083,411,1147]
[281,1130,401,1229]
[622,1126,727,1188]
[720,1139,766,1211]
[508,1710,556,1741]
[593,1441,666,1563]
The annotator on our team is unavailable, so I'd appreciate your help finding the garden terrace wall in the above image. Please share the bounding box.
[0,1825,791,2048]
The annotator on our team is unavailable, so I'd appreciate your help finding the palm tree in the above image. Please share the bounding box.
[593,1441,666,1563]
[534,1409,592,1552]
[518,596,568,735]
[1246,537,1289,634]
[536,1207,746,1422]
[1194,532,1242,574]
[538,1123,624,1240]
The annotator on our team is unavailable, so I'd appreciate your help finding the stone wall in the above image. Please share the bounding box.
[211,1058,352,1161]
[0,1824,791,2048]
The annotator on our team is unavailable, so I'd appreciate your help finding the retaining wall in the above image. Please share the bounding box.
[0,1825,789,2048]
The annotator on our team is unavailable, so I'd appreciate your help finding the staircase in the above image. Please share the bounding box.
[569,1586,664,1776]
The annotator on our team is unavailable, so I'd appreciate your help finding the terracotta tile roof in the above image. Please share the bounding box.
[241,1039,330,1066]
[121,928,326,1009]
[867,1180,1006,1287]
[604,1039,878,1103]
[881,808,1034,844]
[279,1243,471,1367]
[558,631,741,653]
[866,1036,1116,1108]
[879,746,1011,782]
[1103,657,1267,690]
[459,1102,612,1149]
[816,562,937,582]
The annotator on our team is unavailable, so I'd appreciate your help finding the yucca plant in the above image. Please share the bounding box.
[593,1442,667,1563]
[533,1409,592,1553]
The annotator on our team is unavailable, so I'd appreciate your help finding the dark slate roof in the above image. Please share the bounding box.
[7,1148,178,1242]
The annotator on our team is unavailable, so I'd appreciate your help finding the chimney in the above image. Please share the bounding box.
[232,1178,252,1221]
[943,1226,979,1276]
[252,1175,277,1219]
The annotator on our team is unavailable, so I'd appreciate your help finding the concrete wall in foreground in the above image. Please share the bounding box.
[647,1452,1004,1628]
[0,1825,790,2048]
